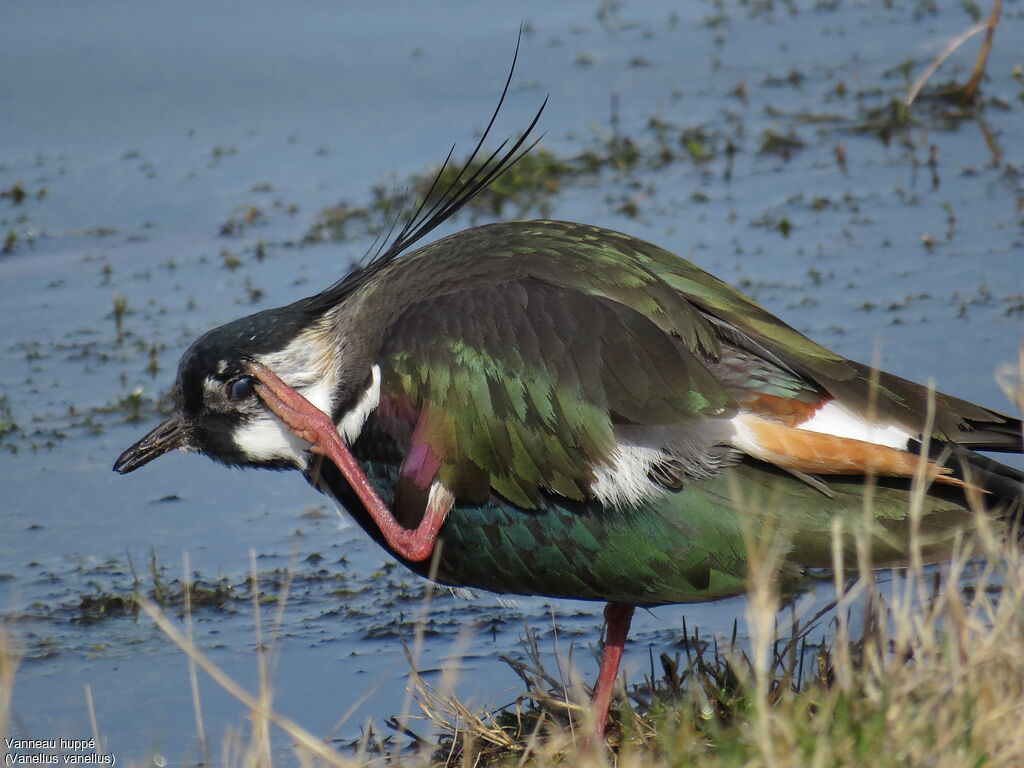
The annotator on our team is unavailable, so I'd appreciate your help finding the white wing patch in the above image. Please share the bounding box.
[728,413,766,460]
[796,401,912,449]
[338,364,381,444]
[590,444,666,508]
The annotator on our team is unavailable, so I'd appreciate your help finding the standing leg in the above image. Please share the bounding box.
[591,601,636,740]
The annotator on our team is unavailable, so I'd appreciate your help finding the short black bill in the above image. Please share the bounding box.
[113,412,191,474]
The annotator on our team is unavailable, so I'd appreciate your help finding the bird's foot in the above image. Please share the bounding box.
[246,364,340,456]
[247,360,451,562]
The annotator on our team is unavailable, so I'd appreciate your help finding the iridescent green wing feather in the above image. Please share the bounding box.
[376,275,733,510]
[482,221,1016,446]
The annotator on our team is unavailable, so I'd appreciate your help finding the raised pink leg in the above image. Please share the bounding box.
[247,361,451,563]
[590,601,635,740]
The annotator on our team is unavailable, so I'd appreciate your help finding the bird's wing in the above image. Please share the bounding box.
[634,237,1020,450]
[442,220,1019,450]
[385,219,1019,446]
[366,220,1020,520]
[375,275,736,513]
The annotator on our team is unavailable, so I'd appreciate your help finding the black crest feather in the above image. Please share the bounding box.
[301,33,546,317]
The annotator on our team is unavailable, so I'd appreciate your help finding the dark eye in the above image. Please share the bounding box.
[227,376,256,402]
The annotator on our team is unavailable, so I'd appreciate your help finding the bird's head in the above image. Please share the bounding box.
[113,304,378,476]
[113,57,543,480]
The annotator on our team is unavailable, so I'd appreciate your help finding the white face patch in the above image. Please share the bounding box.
[228,332,343,469]
[796,401,912,449]
[232,413,316,468]
[229,334,381,470]
[590,444,666,508]
[231,375,338,469]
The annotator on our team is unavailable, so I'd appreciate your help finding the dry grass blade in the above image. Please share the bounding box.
[903,21,987,107]
[963,0,1002,102]
[84,685,102,755]
[904,0,1002,107]
[0,629,17,741]
[995,341,1024,415]
[183,551,209,763]
[136,594,359,768]
[401,622,628,766]
[402,640,522,753]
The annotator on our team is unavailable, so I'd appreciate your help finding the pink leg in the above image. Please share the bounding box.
[247,361,451,563]
[591,601,635,740]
